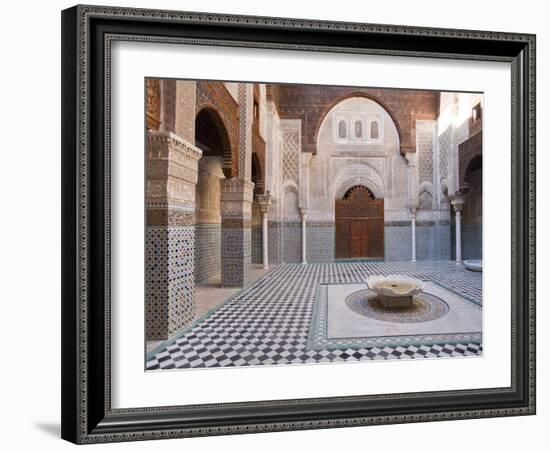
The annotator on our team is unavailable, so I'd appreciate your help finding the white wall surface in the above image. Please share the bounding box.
[0,0,545,449]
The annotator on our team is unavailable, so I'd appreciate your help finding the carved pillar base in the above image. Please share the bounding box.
[145,131,201,340]
[220,178,255,287]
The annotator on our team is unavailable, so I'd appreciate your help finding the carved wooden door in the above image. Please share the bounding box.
[350,220,367,258]
[335,186,384,259]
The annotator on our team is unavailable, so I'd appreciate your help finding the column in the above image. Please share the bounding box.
[257,194,272,270]
[300,208,307,264]
[411,208,417,262]
[145,131,202,340]
[220,178,255,287]
[405,152,419,262]
[451,196,465,263]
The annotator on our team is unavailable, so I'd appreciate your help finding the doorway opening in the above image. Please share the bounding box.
[335,185,384,259]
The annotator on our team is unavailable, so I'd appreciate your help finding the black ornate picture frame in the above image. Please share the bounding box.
[61,4,536,444]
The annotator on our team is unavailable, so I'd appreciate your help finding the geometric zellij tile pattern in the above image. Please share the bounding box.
[146,261,482,370]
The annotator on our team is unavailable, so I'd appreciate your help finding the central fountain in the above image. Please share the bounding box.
[365,275,425,308]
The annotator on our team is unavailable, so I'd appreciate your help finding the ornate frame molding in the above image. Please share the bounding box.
[61,4,535,444]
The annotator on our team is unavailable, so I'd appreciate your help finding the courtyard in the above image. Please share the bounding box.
[146,261,482,370]
[144,80,483,371]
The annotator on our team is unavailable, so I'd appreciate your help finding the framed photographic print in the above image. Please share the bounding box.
[61,4,536,444]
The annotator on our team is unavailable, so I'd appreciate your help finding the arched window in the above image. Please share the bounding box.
[370,120,380,140]
[337,119,347,139]
[354,119,363,139]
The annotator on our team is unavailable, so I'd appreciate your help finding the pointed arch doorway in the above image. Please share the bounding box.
[335,186,384,259]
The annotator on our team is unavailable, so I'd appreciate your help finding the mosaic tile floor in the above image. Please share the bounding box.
[146,261,483,370]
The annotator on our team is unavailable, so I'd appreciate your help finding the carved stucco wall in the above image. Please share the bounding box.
[265,102,282,264]
[417,120,436,207]
[262,92,480,263]
[281,185,302,263]
[309,97,408,222]
[276,120,302,263]
[300,97,407,260]
[281,120,301,187]
[299,97,455,261]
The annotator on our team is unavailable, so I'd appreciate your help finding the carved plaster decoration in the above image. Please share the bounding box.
[331,159,386,200]
[281,120,301,184]
[146,131,203,208]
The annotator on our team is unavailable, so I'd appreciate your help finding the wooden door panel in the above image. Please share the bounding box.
[350,220,370,258]
[335,186,384,259]
[360,220,369,257]
[335,218,350,259]
[350,220,362,258]
[367,218,384,257]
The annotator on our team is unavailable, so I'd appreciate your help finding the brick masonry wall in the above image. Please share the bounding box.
[194,224,221,283]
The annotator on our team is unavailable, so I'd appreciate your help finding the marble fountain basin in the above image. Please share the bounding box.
[464,260,482,272]
[365,275,425,308]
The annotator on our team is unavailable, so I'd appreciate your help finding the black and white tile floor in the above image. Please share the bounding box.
[146,261,482,370]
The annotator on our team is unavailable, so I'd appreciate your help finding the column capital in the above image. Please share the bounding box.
[450,194,466,212]
[220,178,254,200]
[220,178,254,219]
[410,207,417,217]
[221,177,255,193]
[257,193,272,213]
[300,207,308,218]
[147,130,203,164]
[146,130,203,208]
